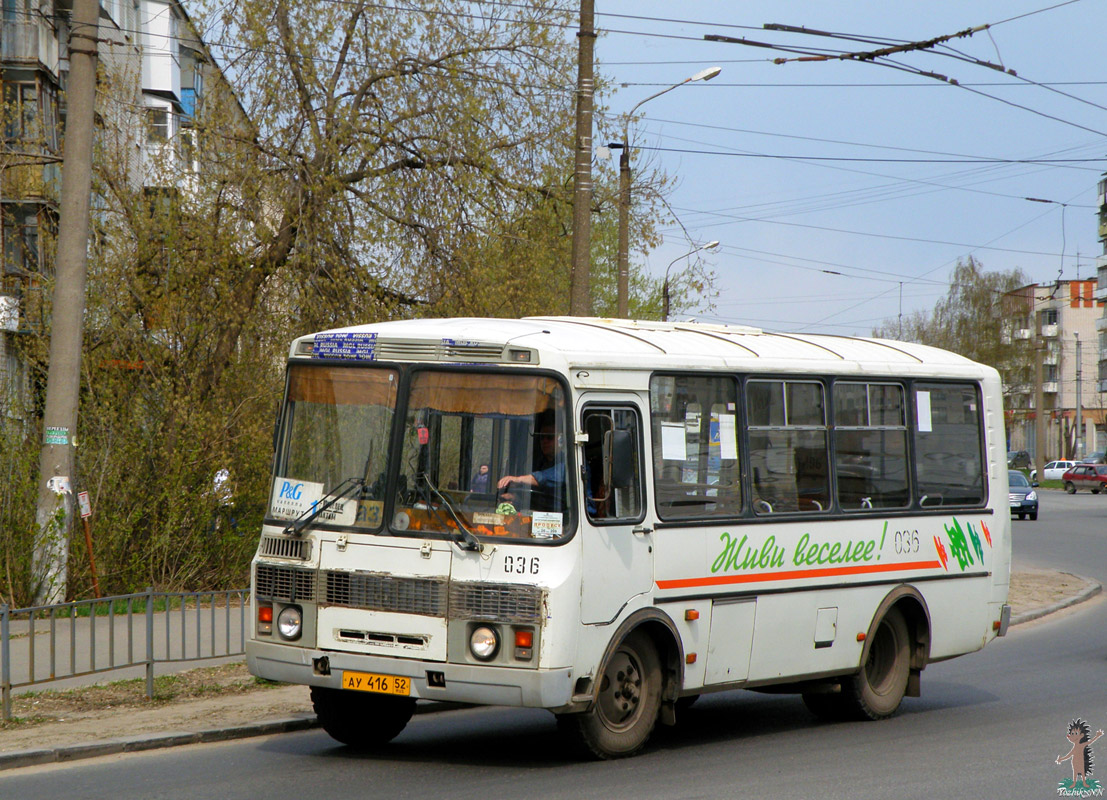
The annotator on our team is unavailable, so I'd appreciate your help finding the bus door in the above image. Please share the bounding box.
[577,398,653,625]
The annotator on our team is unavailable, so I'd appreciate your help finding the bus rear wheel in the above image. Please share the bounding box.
[559,632,662,759]
[311,686,415,749]
[843,606,911,720]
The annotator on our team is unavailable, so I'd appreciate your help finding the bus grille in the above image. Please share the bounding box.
[449,582,545,624]
[255,565,545,624]
[256,564,316,601]
[259,535,312,561]
[326,571,447,617]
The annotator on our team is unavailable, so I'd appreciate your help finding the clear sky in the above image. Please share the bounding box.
[591,0,1107,336]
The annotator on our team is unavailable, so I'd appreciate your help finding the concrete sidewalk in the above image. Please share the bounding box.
[1,568,1100,771]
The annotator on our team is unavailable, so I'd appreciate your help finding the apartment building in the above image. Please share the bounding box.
[1006,279,1105,461]
[1,0,222,420]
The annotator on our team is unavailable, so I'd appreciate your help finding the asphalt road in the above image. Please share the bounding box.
[5,490,1106,800]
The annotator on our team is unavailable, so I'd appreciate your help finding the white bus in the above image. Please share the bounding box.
[246,317,1011,758]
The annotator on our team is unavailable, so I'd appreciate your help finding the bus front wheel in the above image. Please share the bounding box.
[311,686,415,749]
[844,606,911,720]
[559,632,662,759]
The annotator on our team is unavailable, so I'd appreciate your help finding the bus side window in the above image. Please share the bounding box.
[649,374,741,520]
[748,380,829,515]
[582,407,643,523]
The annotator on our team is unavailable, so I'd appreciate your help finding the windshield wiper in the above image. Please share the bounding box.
[283,476,365,536]
[418,472,481,552]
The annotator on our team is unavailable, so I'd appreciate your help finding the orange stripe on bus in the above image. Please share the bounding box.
[655,560,943,590]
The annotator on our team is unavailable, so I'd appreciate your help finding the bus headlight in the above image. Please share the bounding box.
[277,606,303,640]
[469,626,499,661]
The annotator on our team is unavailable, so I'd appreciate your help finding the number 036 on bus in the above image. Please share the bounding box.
[245,317,1011,759]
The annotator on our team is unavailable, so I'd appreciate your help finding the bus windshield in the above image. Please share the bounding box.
[270,364,398,531]
[269,364,573,542]
[394,370,572,542]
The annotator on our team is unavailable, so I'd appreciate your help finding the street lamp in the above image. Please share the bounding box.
[613,66,722,318]
[663,240,719,321]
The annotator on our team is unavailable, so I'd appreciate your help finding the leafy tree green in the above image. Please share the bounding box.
[872,256,1031,400]
[3,0,697,600]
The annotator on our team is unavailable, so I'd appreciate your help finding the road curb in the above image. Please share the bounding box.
[1010,575,1103,626]
[0,700,466,772]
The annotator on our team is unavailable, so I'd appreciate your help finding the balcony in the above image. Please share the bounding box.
[1043,351,1059,366]
[1097,316,1107,332]
[1041,323,1059,338]
[1014,328,1032,340]
[0,20,60,74]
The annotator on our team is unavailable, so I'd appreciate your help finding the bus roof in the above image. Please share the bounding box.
[291,317,993,378]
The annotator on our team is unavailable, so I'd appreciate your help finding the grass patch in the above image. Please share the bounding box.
[0,662,283,730]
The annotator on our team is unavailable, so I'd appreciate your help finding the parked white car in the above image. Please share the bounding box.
[1029,460,1075,482]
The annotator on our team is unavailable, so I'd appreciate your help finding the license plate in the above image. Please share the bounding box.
[340,670,411,696]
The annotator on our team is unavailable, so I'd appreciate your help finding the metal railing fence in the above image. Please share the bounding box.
[1,587,249,721]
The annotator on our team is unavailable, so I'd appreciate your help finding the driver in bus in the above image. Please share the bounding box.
[497,413,564,505]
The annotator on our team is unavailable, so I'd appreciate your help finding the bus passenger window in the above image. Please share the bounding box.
[833,382,909,510]
[748,380,829,515]
[913,383,985,506]
[649,375,741,520]
[581,408,643,523]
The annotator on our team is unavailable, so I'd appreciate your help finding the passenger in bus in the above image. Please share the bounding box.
[469,463,491,493]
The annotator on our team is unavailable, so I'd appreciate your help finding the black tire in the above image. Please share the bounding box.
[1065,482,1077,494]
[1094,487,1102,495]
[1029,511,1038,521]
[1017,513,1025,520]
[559,632,662,759]
[311,686,415,749]
[841,607,911,721]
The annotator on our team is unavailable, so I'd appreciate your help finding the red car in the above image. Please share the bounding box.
[1061,464,1107,493]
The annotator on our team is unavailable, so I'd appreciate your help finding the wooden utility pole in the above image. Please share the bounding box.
[568,0,595,317]
[32,0,99,604]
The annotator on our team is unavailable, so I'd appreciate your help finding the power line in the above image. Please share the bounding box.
[636,144,1105,167]
[616,119,1103,214]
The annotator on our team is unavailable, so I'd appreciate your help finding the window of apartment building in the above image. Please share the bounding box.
[2,0,31,24]
[1041,308,1059,326]
[3,82,38,142]
[1044,365,1059,384]
[2,79,58,150]
[146,106,171,142]
[1,206,39,276]
[178,128,197,170]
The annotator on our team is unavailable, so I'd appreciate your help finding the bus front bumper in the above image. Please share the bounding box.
[247,639,575,709]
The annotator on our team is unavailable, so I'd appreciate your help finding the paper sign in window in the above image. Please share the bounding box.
[718,414,738,459]
[661,422,687,461]
[916,391,932,433]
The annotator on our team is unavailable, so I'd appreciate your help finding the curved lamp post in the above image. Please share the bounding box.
[613,66,722,318]
[663,240,719,321]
